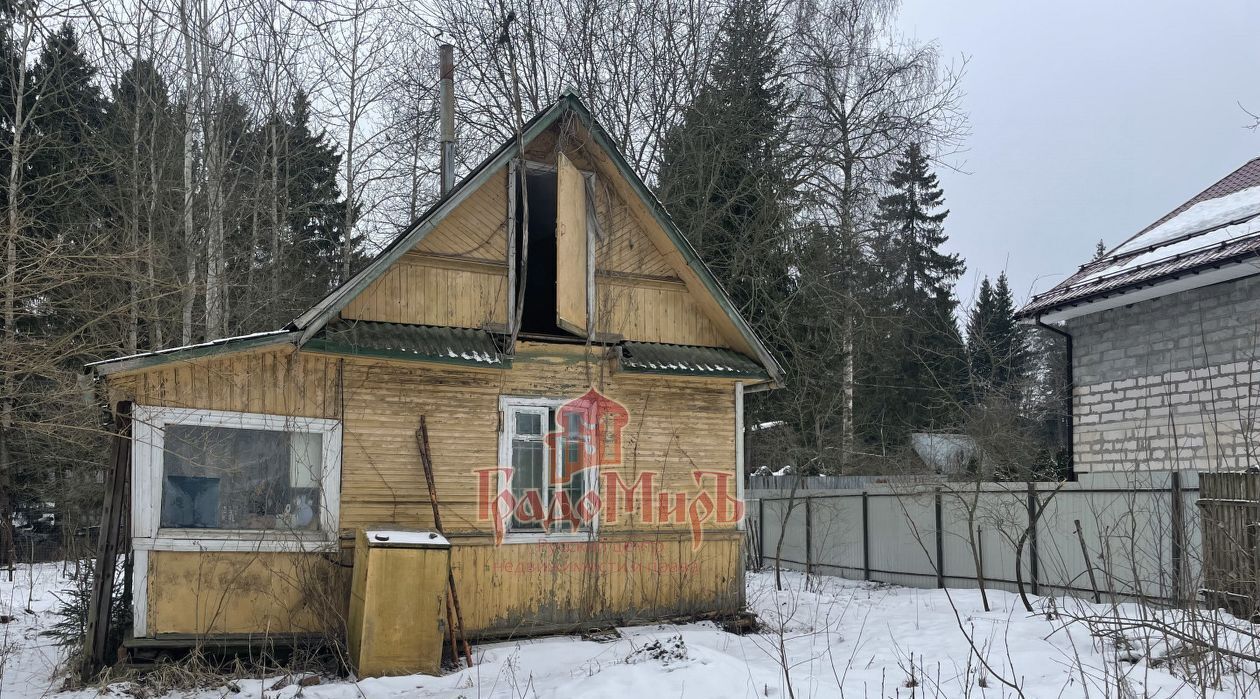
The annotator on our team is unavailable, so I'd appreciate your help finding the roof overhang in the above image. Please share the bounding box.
[617,341,769,380]
[86,330,301,377]
[1025,258,1260,324]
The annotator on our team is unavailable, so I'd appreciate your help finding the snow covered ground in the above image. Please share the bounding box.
[3,561,1259,698]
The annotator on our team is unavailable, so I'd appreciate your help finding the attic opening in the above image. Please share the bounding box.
[513,169,575,337]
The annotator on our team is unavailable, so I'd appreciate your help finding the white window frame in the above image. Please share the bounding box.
[131,405,343,554]
[497,395,600,543]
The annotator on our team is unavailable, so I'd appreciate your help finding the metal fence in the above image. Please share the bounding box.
[747,474,945,492]
[749,471,1200,604]
[2,524,94,567]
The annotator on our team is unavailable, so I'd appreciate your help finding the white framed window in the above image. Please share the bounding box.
[497,396,600,541]
[131,405,342,553]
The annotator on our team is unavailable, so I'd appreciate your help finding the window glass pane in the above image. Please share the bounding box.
[510,439,545,530]
[555,410,591,534]
[515,412,543,436]
[160,424,322,531]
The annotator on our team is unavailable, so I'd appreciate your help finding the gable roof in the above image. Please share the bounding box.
[1019,157,1260,323]
[90,93,782,383]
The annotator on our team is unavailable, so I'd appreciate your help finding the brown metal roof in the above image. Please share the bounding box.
[1020,157,1260,319]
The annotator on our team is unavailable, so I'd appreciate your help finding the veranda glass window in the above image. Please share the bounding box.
[160,425,324,531]
[133,406,342,543]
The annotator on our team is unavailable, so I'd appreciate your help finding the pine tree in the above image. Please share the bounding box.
[1093,239,1107,261]
[864,143,967,444]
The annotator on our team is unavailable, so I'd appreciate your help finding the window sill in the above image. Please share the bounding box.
[135,529,337,553]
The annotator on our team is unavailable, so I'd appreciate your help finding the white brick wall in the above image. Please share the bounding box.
[1068,274,1260,473]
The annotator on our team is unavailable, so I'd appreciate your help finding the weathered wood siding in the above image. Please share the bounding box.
[109,343,744,637]
[145,550,346,636]
[343,127,742,348]
[342,169,510,329]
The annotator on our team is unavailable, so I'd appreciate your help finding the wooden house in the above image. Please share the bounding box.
[87,92,782,651]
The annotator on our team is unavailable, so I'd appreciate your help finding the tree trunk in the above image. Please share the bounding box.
[180,0,198,345]
[1,48,28,573]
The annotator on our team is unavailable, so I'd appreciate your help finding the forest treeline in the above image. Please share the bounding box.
[0,0,1068,546]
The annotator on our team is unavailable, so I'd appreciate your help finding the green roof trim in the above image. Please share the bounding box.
[306,320,508,368]
[619,342,768,379]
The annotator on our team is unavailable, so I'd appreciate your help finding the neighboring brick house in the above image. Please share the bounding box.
[1020,157,1260,475]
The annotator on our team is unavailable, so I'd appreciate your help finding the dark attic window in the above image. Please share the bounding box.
[514,169,575,337]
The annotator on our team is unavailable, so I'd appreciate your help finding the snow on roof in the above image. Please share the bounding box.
[1020,157,1260,320]
[1075,216,1260,286]
[85,329,297,372]
[1112,184,1260,256]
[364,529,450,548]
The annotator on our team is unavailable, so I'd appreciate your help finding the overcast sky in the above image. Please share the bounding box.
[896,0,1260,307]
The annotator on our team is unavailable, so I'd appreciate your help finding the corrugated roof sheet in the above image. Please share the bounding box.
[1020,157,1260,319]
[310,320,505,366]
[620,342,767,378]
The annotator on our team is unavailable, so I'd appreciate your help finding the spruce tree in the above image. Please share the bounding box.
[108,58,185,350]
[281,89,355,314]
[28,24,109,262]
[966,272,1026,397]
[656,0,791,320]
[656,0,805,464]
[1093,239,1107,261]
[865,143,967,444]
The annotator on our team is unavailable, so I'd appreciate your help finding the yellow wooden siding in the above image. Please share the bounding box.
[342,166,509,328]
[594,278,727,346]
[413,169,508,261]
[559,122,758,355]
[145,535,739,637]
[342,127,736,345]
[340,257,508,328]
[110,343,744,637]
[108,349,340,419]
[451,534,742,634]
[146,550,347,636]
[589,179,676,279]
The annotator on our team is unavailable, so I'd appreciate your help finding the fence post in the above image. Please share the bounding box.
[1170,470,1184,602]
[1027,482,1040,596]
[862,491,870,581]
[805,496,813,576]
[934,487,945,589]
[757,498,766,567]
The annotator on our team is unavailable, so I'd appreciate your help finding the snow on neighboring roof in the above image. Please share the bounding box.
[1075,216,1260,286]
[1020,157,1260,321]
[910,432,975,475]
[1112,185,1260,256]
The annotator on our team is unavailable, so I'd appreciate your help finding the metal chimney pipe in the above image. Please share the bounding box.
[439,43,456,196]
